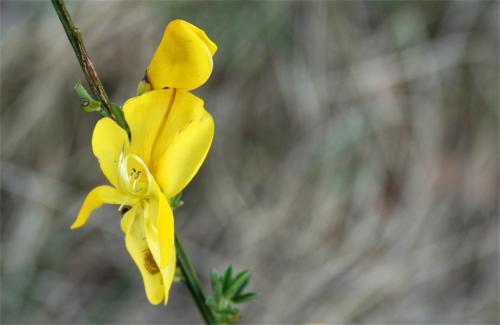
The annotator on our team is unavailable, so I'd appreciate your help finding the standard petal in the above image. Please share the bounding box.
[146,19,217,91]
[71,185,134,230]
[123,89,174,167]
[123,204,165,305]
[92,118,130,188]
[152,90,214,198]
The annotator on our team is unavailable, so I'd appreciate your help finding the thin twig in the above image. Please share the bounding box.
[176,235,217,324]
[51,0,111,115]
[51,0,129,132]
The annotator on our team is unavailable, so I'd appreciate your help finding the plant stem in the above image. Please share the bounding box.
[51,1,216,323]
[51,0,129,132]
[175,235,217,324]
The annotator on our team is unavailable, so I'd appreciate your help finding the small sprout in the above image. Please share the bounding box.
[169,192,184,210]
[136,77,152,96]
[224,270,250,299]
[74,82,91,100]
[206,266,258,324]
[74,82,103,113]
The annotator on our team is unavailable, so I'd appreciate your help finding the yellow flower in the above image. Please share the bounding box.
[72,90,214,305]
[147,19,217,91]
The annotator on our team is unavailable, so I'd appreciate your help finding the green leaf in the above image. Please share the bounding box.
[224,270,250,299]
[207,267,257,323]
[218,313,233,324]
[136,78,152,96]
[74,82,104,113]
[210,269,222,302]
[233,292,258,304]
[233,277,249,298]
[205,296,216,307]
[222,266,233,292]
[169,192,184,210]
[111,103,125,120]
[81,100,102,113]
[223,305,239,315]
[110,102,130,134]
[74,82,91,100]
[218,307,240,324]
[210,269,218,290]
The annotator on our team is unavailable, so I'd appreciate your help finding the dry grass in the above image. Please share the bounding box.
[1,1,498,323]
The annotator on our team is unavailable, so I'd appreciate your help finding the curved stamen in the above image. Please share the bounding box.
[118,153,154,197]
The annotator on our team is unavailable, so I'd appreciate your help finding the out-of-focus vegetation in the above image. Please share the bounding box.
[1,1,498,323]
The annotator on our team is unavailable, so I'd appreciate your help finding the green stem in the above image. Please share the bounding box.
[51,0,129,133]
[175,235,217,324]
[51,1,216,323]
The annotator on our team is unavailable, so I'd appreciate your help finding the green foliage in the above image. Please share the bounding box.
[169,192,184,210]
[74,83,130,135]
[74,82,106,114]
[136,79,152,96]
[206,266,258,324]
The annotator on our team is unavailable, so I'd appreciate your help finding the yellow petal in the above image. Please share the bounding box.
[123,204,165,305]
[152,90,214,198]
[92,118,130,189]
[143,189,175,269]
[156,191,175,270]
[123,89,174,167]
[71,185,134,230]
[142,195,177,304]
[161,247,177,305]
[120,206,135,233]
[147,19,217,91]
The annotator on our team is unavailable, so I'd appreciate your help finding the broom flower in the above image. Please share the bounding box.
[72,20,216,305]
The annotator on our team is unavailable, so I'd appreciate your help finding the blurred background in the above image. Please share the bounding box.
[1,1,498,323]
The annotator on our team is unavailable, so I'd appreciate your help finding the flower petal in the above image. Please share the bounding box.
[142,195,176,304]
[120,205,135,233]
[71,185,134,230]
[92,118,130,189]
[143,189,175,269]
[152,90,214,198]
[161,247,176,305]
[123,204,165,305]
[147,19,217,91]
[123,89,174,167]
